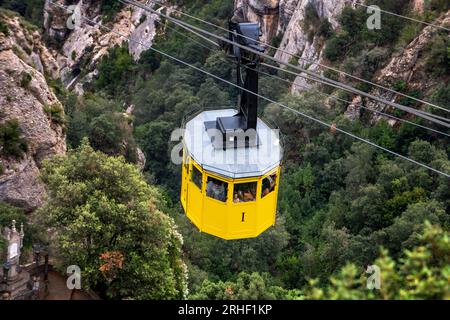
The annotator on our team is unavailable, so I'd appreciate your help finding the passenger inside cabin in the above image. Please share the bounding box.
[233,183,256,203]
[262,174,276,197]
[206,178,226,202]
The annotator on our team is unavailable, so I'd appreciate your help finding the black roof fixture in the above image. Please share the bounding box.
[205,20,265,150]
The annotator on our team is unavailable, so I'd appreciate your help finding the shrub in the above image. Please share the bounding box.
[93,45,134,97]
[19,71,32,88]
[44,103,65,125]
[303,3,333,42]
[324,31,351,61]
[0,20,9,36]
[423,32,449,77]
[425,0,450,13]
[100,0,124,23]
[37,140,187,299]
[318,19,333,39]
[0,119,28,159]
[430,84,450,110]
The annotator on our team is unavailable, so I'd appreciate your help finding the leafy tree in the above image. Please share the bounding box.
[65,95,138,163]
[423,31,450,77]
[190,272,300,300]
[100,0,124,23]
[37,140,187,299]
[94,45,135,97]
[304,222,450,299]
[0,0,44,26]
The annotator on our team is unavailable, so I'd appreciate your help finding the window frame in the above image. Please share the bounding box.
[261,170,278,199]
[191,163,203,191]
[232,180,258,204]
[205,174,229,204]
[183,149,189,172]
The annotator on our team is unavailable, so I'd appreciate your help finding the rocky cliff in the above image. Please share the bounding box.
[44,0,165,93]
[363,11,450,121]
[237,0,448,119]
[236,0,357,91]
[0,10,66,212]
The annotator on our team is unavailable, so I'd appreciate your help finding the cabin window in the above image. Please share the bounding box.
[206,176,228,202]
[191,166,203,190]
[233,182,257,203]
[261,173,277,198]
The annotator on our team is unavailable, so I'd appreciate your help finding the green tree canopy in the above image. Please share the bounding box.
[37,140,187,299]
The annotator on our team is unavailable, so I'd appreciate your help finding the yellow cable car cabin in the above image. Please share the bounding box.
[180,21,283,240]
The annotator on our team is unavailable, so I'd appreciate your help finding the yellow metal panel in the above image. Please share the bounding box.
[203,197,229,237]
[228,201,257,239]
[186,162,203,231]
[182,157,281,240]
[180,149,189,211]
[257,166,280,232]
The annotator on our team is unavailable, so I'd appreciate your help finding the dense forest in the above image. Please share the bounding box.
[0,0,449,299]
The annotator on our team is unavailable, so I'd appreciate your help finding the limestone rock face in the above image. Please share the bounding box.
[44,0,164,89]
[237,0,356,92]
[363,11,450,121]
[235,0,281,43]
[0,14,66,212]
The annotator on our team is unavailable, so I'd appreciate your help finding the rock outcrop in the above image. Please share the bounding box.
[237,0,356,92]
[361,11,450,121]
[0,11,66,212]
[44,0,164,89]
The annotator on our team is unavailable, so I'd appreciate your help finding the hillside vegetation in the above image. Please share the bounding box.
[0,0,449,299]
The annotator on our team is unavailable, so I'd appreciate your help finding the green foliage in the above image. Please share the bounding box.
[324,31,351,61]
[263,88,450,286]
[0,202,44,257]
[343,47,389,82]
[43,103,66,126]
[0,119,28,159]
[0,0,44,26]
[304,222,450,299]
[324,1,410,62]
[65,95,138,163]
[190,272,300,300]
[93,45,135,97]
[19,71,32,88]
[179,215,290,291]
[60,0,450,300]
[430,83,450,110]
[423,31,450,77]
[0,19,9,35]
[100,0,124,23]
[302,3,333,42]
[424,0,450,14]
[37,140,187,299]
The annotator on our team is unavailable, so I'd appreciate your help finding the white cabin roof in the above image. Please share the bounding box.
[183,109,282,179]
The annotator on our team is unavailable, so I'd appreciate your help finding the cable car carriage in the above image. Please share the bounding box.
[180,21,282,240]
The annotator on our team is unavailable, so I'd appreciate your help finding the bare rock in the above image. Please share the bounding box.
[237,0,356,93]
[0,15,66,212]
[44,0,165,90]
[364,11,450,119]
